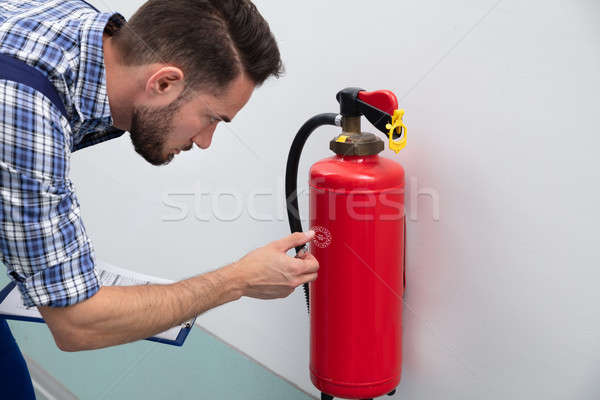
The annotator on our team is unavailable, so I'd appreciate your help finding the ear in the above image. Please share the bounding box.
[145,66,185,102]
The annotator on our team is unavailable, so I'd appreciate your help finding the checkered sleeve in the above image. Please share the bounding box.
[0,80,100,307]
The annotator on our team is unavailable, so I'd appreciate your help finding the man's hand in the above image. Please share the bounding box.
[235,231,319,299]
[38,231,318,351]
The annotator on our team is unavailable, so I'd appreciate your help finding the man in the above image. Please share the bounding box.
[0,0,318,397]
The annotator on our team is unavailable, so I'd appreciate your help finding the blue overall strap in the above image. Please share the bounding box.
[0,53,126,152]
[0,53,42,399]
[0,319,36,400]
[0,53,68,119]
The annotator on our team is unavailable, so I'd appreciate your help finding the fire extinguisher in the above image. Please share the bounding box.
[285,88,407,400]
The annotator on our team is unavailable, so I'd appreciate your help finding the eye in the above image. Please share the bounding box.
[208,116,220,125]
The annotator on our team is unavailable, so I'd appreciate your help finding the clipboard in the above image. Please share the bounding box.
[0,262,195,347]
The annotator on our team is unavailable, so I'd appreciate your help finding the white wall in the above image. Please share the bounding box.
[79,0,600,398]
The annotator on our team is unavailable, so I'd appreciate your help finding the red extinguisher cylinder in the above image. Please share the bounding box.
[309,154,405,399]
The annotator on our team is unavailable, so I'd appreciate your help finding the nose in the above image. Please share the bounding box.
[192,128,215,149]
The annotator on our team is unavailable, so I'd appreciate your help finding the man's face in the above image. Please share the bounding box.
[129,73,255,166]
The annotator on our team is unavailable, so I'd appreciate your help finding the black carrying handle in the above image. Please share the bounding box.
[336,87,403,139]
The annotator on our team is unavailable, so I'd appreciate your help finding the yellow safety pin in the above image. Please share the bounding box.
[385,109,407,154]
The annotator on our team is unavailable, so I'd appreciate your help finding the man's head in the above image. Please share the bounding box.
[107,0,283,165]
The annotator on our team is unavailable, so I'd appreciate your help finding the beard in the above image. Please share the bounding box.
[129,95,187,166]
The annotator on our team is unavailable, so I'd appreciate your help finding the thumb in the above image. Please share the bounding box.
[273,231,314,252]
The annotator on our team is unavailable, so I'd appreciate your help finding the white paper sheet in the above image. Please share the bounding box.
[0,260,193,342]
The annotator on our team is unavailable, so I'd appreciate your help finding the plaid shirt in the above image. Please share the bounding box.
[0,0,126,307]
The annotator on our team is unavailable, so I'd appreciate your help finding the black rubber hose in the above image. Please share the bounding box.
[285,113,339,313]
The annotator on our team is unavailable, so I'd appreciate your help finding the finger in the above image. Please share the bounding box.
[273,231,314,252]
[296,248,309,258]
[289,255,319,274]
[298,252,317,263]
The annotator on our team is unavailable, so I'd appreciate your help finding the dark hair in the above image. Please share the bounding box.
[112,0,283,90]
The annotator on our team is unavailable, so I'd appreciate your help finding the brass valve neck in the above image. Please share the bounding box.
[330,116,384,156]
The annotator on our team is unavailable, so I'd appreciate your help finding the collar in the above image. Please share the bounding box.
[72,11,125,126]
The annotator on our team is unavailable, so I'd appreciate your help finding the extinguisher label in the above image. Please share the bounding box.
[311,225,332,249]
